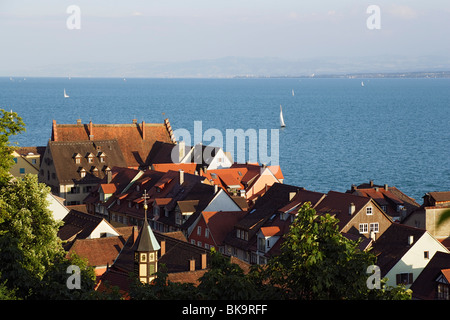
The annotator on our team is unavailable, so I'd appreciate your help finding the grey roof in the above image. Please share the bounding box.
[136,217,161,252]
[48,139,127,184]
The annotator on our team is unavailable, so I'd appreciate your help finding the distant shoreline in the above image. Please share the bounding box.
[234,71,450,79]
[3,71,450,80]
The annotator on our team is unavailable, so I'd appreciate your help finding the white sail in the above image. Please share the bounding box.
[280,105,286,127]
[361,81,364,87]
[64,89,69,98]
[292,89,294,96]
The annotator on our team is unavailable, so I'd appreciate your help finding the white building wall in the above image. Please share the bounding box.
[384,232,449,288]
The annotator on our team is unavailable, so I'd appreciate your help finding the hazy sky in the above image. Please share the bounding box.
[1,1,449,75]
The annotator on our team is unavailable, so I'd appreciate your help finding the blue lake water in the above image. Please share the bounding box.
[1,77,449,201]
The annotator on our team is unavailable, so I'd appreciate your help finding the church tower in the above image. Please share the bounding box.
[134,190,161,284]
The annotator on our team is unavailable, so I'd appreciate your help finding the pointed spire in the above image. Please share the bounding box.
[136,190,160,252]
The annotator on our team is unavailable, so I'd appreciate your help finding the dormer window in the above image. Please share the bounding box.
[73,153,82,164]
[98,152,106,163]
[86,153,95,163]
[366,207,373,215]
[91,166,99,176]
[78,167,86,178]
[136,185,140,192]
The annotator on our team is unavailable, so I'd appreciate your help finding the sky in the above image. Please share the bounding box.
[1,0,449,76]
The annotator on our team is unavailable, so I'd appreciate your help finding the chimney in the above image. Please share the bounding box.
[351,184,357,191]
[160,240,166,256]
[370,231,376,241]
[141,121,145,140]
[52,120,58,141]
[189,258,195,271]
[384,184,389,191]
[289,191,296,201]
[132,119,137,124]
[179,169,184,185]
[370,180,374,187]
[349,203,356,215]
[77,119,82,125]
[201,253,207,270]
[132,225,139,245]
[408,235,414,245]
[89,120,94,141]
[106,170,112,183]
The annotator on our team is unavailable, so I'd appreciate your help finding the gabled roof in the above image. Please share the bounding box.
[51,119,176,168]
[371,223,427,277]
[235,183,301,234]
[68,236,126,267]
[410,251,450,300]
[200,211,246,246]
[47,139,127,184]
[315,191,373,230]
[427,191,450,203]
[58,209,104,242]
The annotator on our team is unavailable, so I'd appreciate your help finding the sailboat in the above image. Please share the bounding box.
[64,88,69,98]
[292,89,295,96]
[361,81,365,87]
[280,105,286,127]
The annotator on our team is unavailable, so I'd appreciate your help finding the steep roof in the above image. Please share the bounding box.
[201,211,247,246]
[235,183,301,234]
[315,191,373,230]
[410,251,450,300]
[58,209,104,242]
[371,223,427,277]
[48,139,127,184]
[68,236,126,267]
[51,119,176,168]
[136,217,161,252]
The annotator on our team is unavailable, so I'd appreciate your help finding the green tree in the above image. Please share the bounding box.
[0,174,65,298]
[262,202,411,300]
[0,109,25,185]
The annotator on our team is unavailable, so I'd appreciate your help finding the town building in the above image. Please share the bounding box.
[402,191,450,240]
[347,180,420,222]
[372,223,449,289]
[410,251,450,300]
[49,118,176,169]
[38,139,127,205]
[9,146,45,177]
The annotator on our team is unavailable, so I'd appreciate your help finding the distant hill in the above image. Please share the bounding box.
[5,55,450,78]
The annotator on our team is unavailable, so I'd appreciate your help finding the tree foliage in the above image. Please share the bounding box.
[0,109,25,185]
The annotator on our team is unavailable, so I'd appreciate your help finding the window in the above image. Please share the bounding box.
[19,168,25,174]
[75,158,81,164]
[424,251,429,259]
[396,273,413,285]
[32,159,37,164]
[197,226,202,235]
[381,205,387,212]
[205,228,209,238]
[437,284,450,300]
[197,241,202,247]
[191,239,196,245]
[88,157,93,163]
[366,207,373,215]
[13,158,17,164]
[359,223,368,234]
[370,223,379,233]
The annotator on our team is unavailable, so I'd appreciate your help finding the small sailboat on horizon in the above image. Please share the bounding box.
[292,89,295,96]
[280,105,286,128]
[64,88,69,98]
[361,81,365,87]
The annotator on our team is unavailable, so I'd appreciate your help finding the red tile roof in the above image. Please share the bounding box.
[51,119,176,168]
